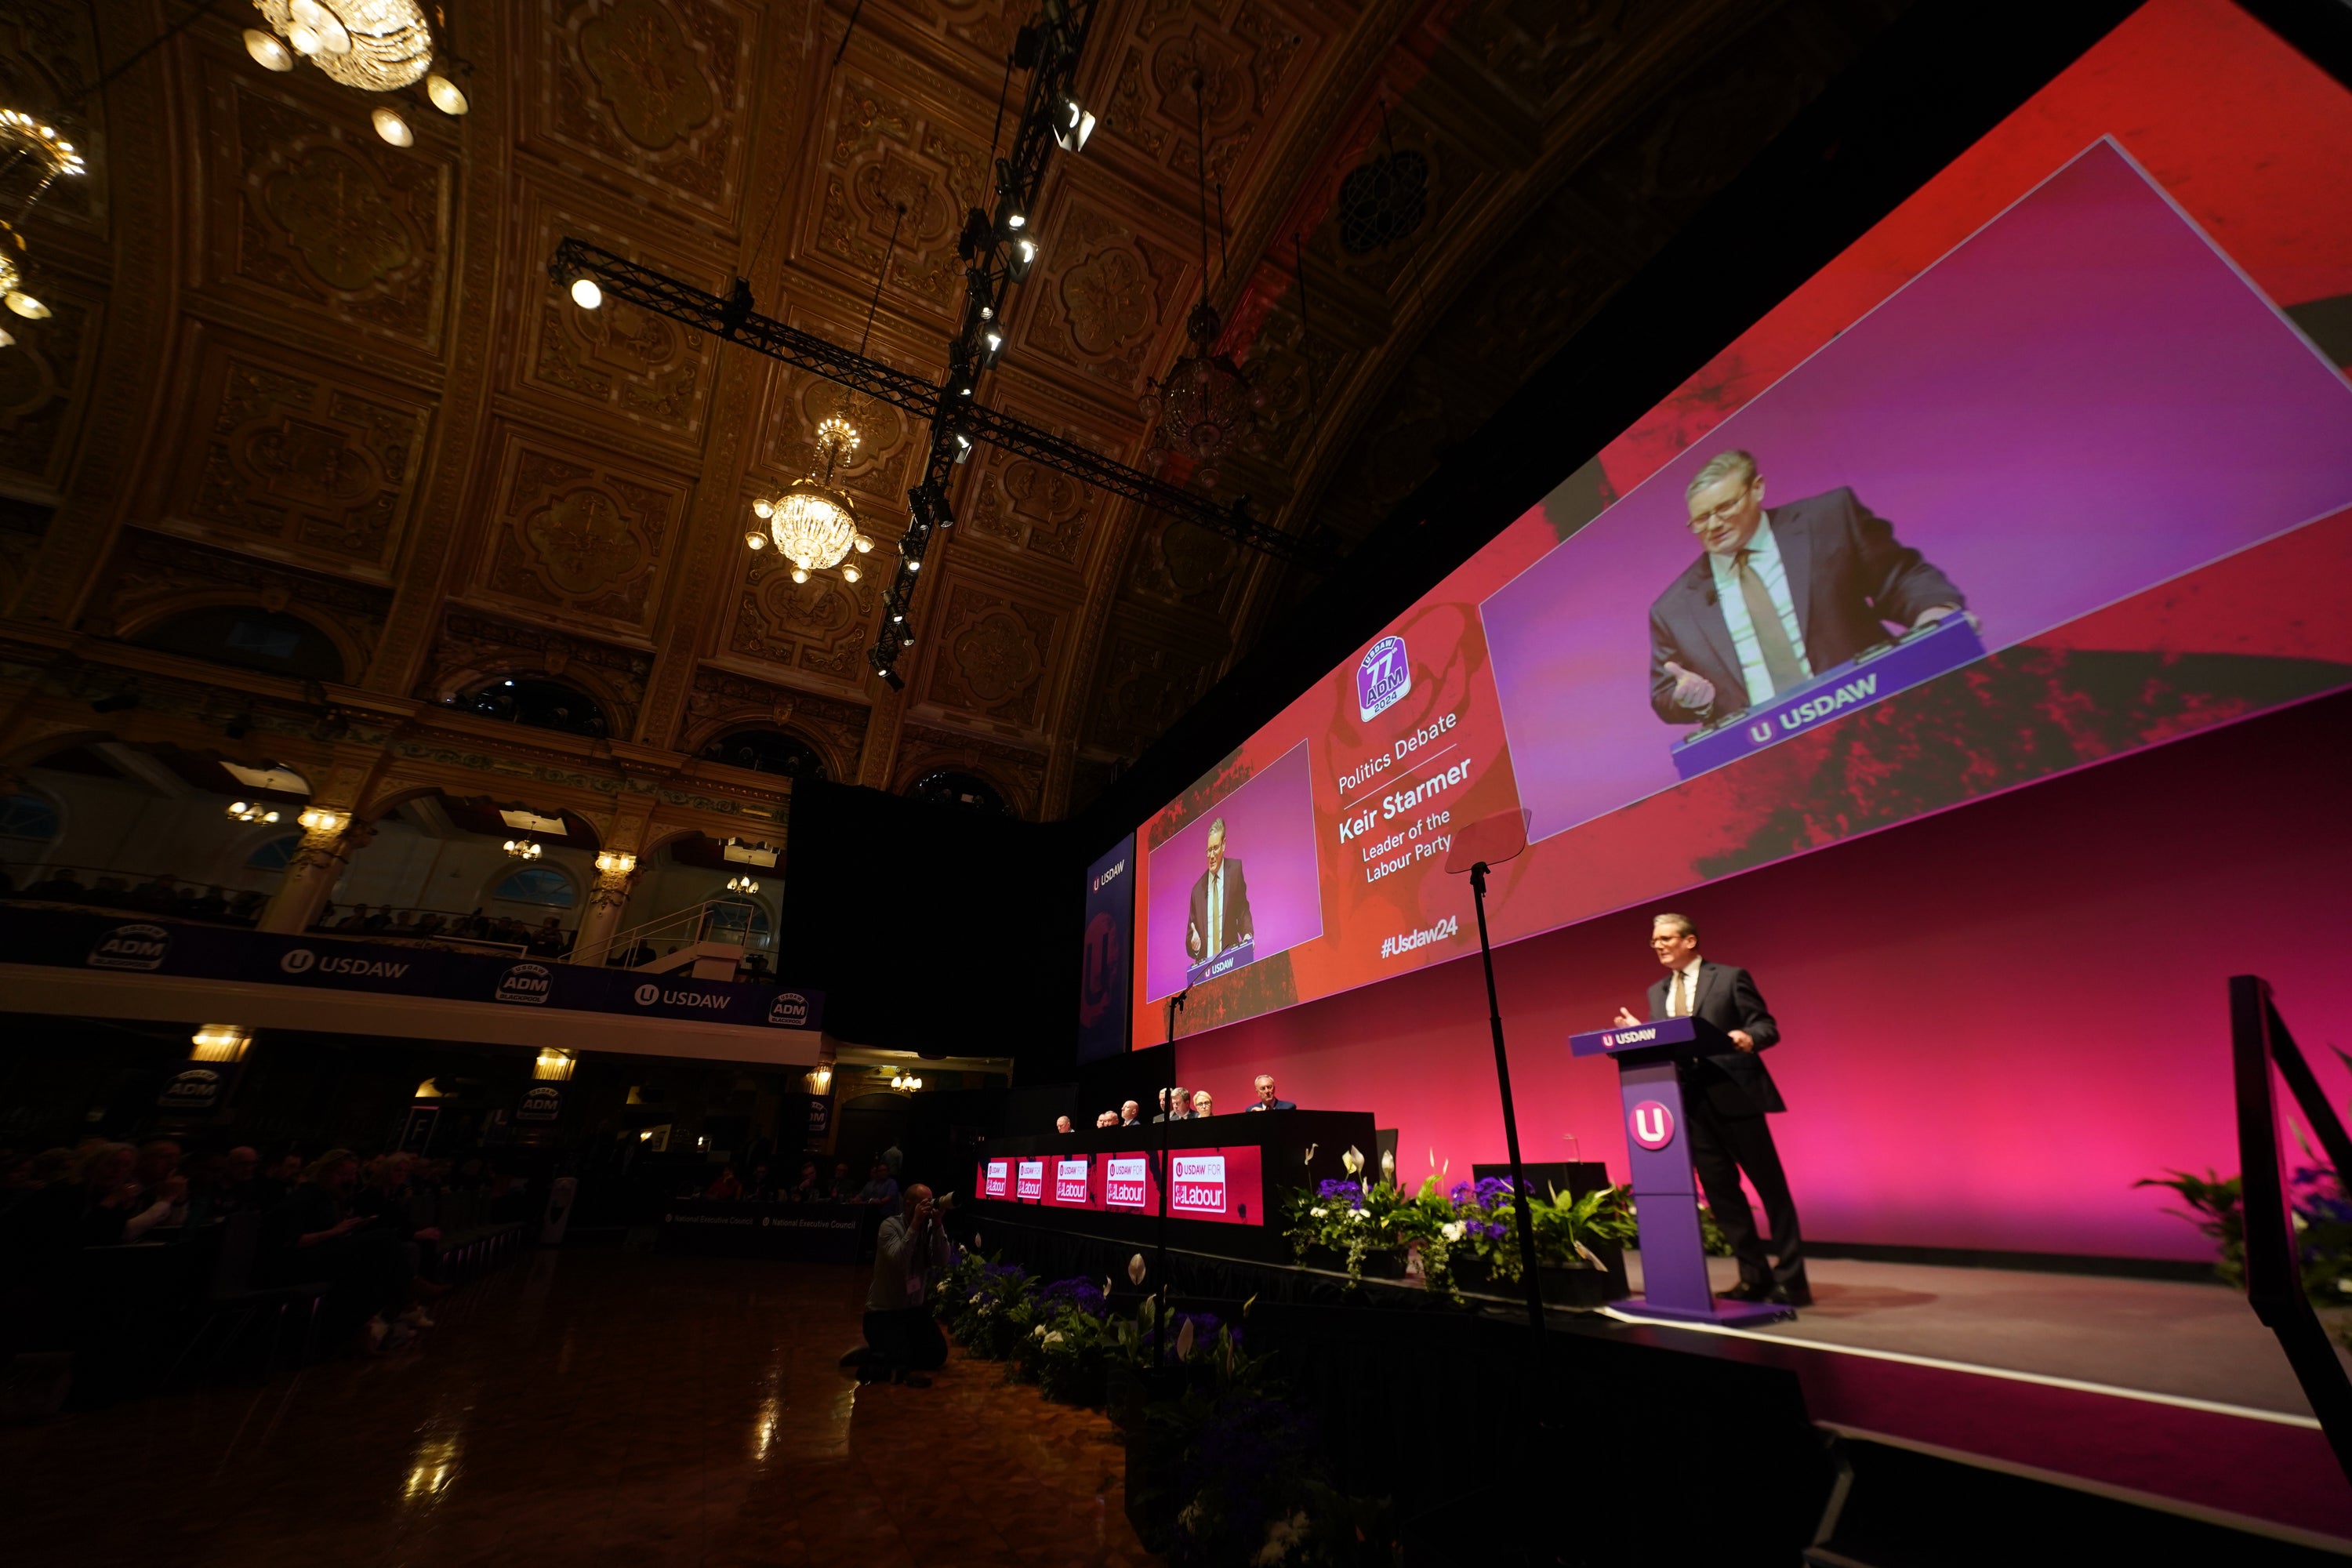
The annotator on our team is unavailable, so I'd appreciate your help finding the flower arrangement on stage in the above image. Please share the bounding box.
[1282,1158,1641,1300]
[2141,1160,2352,1332]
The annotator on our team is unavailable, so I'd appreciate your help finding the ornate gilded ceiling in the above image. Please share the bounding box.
[0,0,1905,822]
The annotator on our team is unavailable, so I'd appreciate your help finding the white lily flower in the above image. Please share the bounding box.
[1342,1146,1365,1176]
[1044,1330,1065,1345]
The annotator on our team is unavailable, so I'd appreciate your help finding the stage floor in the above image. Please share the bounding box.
[1612,1254,2352,1548]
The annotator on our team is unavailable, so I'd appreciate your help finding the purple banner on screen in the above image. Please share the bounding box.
[1145,741,1323,1002]
[1481,139,2352,844]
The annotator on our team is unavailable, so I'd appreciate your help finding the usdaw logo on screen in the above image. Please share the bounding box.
[1170,1154,1228,1216]
[1356,635,1410,721]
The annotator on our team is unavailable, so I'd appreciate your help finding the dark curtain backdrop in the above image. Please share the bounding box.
[779,779,1077,1073]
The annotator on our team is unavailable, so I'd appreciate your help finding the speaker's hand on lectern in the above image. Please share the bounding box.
[1661,661,1715,712]
[1187,920,1202,958]
[1728,1029,1756,1053]
[1613,1006,1641,1028]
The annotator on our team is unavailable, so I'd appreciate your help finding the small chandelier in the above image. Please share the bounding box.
[746,415,874,584]
[249,1,434,92]
[0,110,88,331]
[227,801,282,825]
[1138,70,1265,491]
[1139,299,1265,490]
[504,838,543,859]
[725,873,760,895]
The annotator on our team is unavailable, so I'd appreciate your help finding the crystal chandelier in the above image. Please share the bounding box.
[250,1,435,92]
[1137,68,1264,491]
[0,110,87,332]
[747,416,875,584]
[1139,299,1264,490]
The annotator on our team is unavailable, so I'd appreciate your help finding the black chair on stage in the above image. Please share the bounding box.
[169,1210,332,1382]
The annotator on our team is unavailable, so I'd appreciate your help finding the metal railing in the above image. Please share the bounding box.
[570,898,775,971]
[2231,974,2352,1482]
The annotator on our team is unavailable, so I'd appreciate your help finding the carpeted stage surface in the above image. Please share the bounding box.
[3,1250,1152,1568]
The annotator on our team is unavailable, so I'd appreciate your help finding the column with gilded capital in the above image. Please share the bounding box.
[572,850,641,965]
[257,809,368,935]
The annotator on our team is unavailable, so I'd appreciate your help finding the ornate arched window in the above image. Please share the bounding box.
[245,833,303,871]
[0,791,60,847]
[492,864,578,908]
[463,678,608,739]
[706,894,773,949]
[907,768,1008,815]
[699,728,827,780]
[133,607,347,682]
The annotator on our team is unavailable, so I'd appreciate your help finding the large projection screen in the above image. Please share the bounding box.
[1123,0,2352,1045]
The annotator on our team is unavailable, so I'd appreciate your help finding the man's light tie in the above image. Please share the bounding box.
[1672,969,1689,1018]
[1735,547,1808,695]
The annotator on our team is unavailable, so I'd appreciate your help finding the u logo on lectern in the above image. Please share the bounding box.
[1629,1100,1675,1150]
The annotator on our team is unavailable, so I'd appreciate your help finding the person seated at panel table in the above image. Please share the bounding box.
[1054,1116,1074,1134]
[1095,1110,1120,1129]
[1153,1087,1192,1123]
[742,1163,777,1200]
[827,1160,860,1201]
[1185,817,1254,963]
[704,1164,743,1201]
[1648,448,1969,728]
[1243,1074,1296,1112]
[788,1160,822,1202]
[855,1161,901,1213]
[1119,1100,1144,1128]
[1189,1091,1215,1119]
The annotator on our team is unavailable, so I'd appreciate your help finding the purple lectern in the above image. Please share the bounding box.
[1570,1017,1795,1327]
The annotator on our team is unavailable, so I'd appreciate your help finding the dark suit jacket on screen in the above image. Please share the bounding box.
[1187,859,1254,959]
[1648,486,1965,726]
[1646,960,1786,1117]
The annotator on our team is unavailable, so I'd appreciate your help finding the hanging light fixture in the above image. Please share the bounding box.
[753,414,873,586]
[253,0,435,92]
[0,111,86,328]
[725,873,760,895]
[504,838,543,859]
[370,106,414,147]
[226,800,282,824]
[1138,70,1265,490]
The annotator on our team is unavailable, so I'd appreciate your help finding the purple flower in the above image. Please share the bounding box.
[1316,1178,1366,1209]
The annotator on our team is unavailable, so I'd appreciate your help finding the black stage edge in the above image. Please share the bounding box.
[971,1218,2341,1564]
[1803,1241,2216,1283]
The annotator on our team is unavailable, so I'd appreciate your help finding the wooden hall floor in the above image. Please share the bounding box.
[5,1249,1154,1568]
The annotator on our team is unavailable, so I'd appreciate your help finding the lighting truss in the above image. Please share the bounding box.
[542,245,1329,563]
[552,0,1338,688]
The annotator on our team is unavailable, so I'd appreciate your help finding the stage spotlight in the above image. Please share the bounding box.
[1006,237,1038,281]
[1053,96,1096,153]
[1000,206,1026,231]
[979,327,1004,364]
[569,274,603,310]
[877,665,906,691]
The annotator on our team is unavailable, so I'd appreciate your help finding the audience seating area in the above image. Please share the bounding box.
[0,1140,535,1416]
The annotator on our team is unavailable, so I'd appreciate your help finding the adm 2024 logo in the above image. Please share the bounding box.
[1356,636,1410,722]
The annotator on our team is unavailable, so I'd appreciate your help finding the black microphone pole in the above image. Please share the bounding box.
[1154,987,1185,1367]
[1470,859,1546,1336]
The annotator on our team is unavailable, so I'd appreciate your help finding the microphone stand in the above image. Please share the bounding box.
[1469,859,1546,1336]
[1154,988,1186,1369]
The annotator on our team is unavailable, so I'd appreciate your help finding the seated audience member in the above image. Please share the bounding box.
[855,1161,901,1211]
[130,1140,189,1233]
[27,867,85,901]
[267,1149,412,1353]
[704,1165,744,1201]
[1054,1116,1073,1134]
[1191,1090,1215,1118]
[828,1160,861,1201]
[1245,1074,1298,1112]
[7,1143,171,1251]
[852,1183,950,1385]
[228,890,267,923]
[354,1153,442,1327]
[267,1150,307,1193]
[335,904,372,931]
[1119,1100,1143,1128]
[788,1160,822,1202]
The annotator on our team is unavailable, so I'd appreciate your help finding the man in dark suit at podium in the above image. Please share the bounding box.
[1650,449,1967,728]
[1613,911,1809,1305]
[1185,817,1254,961]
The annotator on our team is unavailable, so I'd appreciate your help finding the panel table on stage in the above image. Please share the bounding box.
[971,1109,1377,1263]
[655,1200,887,1263]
